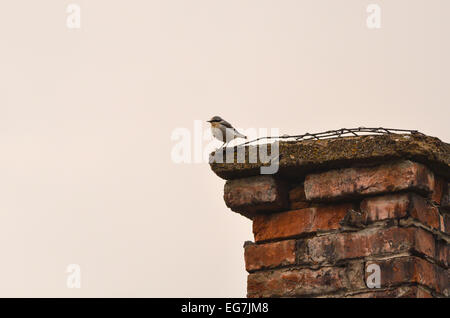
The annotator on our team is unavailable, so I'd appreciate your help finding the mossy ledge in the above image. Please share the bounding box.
[209,133,450,180]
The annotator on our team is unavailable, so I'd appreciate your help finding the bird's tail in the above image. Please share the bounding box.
[233,129,247,139]
[237,132,247,139]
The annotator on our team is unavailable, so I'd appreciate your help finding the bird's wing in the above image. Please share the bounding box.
[221,119,246,138]
[220,119,233,129]
[233,129,246,138]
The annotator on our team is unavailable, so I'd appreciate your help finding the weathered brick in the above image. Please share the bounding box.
[441,182,450,211]
[304,161,435,202]
[224,176,288,219]
[289,184,310,210]
[252,204,351,242]
[305,227,435,265]
[416,288,434,298]
[360,193,409,223]
[290,201,310,210]
[347,286,432,298]
[431,176,445,204]
[360,193,440,230]
[442,213,450,234]
[345,260,367,291]
[436,240,450,268]
[247,262,364,297]
[365,256,449,295]
[244,240,296,272]
[408,194,440,230]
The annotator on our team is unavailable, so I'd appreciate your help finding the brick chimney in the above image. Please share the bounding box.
[210,133,449,298]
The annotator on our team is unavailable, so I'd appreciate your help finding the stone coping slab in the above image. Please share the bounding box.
[210,133,450,180]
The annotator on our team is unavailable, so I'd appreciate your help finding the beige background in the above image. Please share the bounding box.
[0,0,449,297]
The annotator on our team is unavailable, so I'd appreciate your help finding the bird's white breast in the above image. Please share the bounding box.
[211,126,225,141]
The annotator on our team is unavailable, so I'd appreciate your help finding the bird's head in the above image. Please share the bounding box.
[207,116,223,123]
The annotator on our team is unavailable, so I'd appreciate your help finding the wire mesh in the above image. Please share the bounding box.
[238,127,423,147]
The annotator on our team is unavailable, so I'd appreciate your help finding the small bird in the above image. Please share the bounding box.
[207,116,247,148]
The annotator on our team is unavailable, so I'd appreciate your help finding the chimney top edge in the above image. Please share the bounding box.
[209,134,450,180]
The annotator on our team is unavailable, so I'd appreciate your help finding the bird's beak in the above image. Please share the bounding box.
[206,120,212,123]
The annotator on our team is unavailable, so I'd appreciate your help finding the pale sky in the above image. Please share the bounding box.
[0,0,448,297]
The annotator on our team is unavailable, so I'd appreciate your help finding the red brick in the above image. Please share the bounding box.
[436,240,450,268]
[360,193,409,223]
[224,176,288,219]
[289,184,310,210]
[413,229,437,260]
[441,182,450,211]
[304,161,435,202]
[345,260,367,290]
[442,213,450,234]
[416,288,434,298]
[244,240,296,272]
[360,193,440,229]
[347,286,432,298]
[252,204,351,242]
[290,201,310,210]
[409,194,440,229]
[431,176,445,204]
[366,256,449,295]
[288,184,306,201]
[305,227,435,265]
[247,263,363,297]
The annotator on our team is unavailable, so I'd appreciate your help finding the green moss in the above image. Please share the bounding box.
[210,134,450,180]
